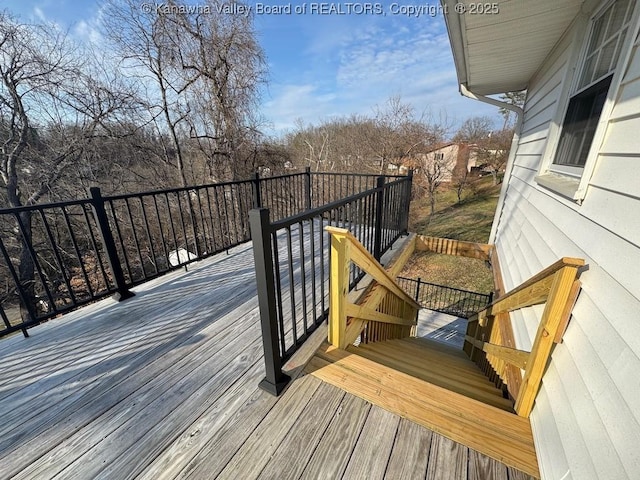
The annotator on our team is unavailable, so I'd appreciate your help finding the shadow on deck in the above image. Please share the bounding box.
[0,240,536,479]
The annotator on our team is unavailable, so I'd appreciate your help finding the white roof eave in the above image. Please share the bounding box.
[440,0,583,95]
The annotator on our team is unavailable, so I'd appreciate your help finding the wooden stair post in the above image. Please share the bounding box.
[514,264,582,416]
[328,229,351,349]
[462,257,584,418]
[325,227,419,350]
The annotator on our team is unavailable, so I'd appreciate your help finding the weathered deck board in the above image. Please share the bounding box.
[341,405,400,479]
[298,393,372,479]
[215,374,326,480]
[0,235,536,479]
[385,418,433,480]
[426,434,468,480]
[255,382,346,480]
[468,449,509,480]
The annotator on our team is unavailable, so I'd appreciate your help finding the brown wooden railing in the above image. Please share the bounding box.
[326,227,420,349]
[415,235,493,260]
[465,257,584,417]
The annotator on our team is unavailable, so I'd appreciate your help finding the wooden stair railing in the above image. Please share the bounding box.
[326,227,420,349]
[464,257,585,417]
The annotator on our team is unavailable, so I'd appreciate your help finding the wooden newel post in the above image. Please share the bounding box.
[89,187,135,302]
[249,208,290,396]
[328,229,350,349]
[515,265,581,417]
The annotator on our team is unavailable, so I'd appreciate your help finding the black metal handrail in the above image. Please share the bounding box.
[250,173,413,395]
[396,276,492,319]
[0,169,403,338]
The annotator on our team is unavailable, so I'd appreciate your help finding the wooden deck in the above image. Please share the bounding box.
[0,240,535,479]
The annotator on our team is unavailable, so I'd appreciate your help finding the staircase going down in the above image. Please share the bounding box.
[306,337,540,478]
[350,337,513,411]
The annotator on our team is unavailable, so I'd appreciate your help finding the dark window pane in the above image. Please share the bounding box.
[554,75,612,167]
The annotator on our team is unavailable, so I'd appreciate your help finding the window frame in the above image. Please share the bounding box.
[551,73,613,173]
[536,0,639,202]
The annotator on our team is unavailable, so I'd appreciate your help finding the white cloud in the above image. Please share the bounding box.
[73,18,102,45]
[33,6,47,23]
[261,15,503,137]
[335,26,452,90]
[263,84,339,133]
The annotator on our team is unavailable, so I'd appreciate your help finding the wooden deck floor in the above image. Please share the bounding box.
[0,240,534,479]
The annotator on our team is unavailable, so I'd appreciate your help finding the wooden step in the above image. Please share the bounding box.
[361,339,501,386]
[349,344,513,411]
[403,336,471,358]
[362,340,506,390]
[306,343,539,478]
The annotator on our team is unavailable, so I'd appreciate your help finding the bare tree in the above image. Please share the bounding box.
[453,116,513,185]
[452,167,470,203]
[369,95,446,174]
[104,0,267,184]
[419,150,455,215]
[0,13,136,318]
[285,96,448,175]
[477,129,513,185]
[453,116,493,144]
[167,2,267,180]
[104,0,194,187]
[498,91,526,129]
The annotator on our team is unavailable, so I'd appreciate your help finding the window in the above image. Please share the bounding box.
[554,75,611,169]
[434,152,444,161]
[552,0,634,174]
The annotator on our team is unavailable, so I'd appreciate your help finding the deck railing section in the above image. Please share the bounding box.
[465,257,584,417]
[397,277,492,319]
[250,174,413,395]
[325,227,420,349]
[0,169,401,338]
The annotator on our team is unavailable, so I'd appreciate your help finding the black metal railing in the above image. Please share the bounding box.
[0,169,405,338]
[397,276,492,319]
[250,173,413,395]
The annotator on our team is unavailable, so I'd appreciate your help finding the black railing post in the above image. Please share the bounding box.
[373,176,385,261]
[415,277,422,304]
[401,170,413,234]
[304,167,312,210]
[89,187,135,301]
[249,208,291,396]
[252,171,262,209]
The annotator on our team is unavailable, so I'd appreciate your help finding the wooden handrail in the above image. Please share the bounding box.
[327,227,420,309]
[465,336,529,369]
[464,257,584,417]
[470,257,584,323]
[326,227,419,349]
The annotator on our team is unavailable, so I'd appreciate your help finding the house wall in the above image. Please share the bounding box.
[422,144,459,182]
[492,7,640,480]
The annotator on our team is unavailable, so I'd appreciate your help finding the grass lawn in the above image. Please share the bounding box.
[400,177,501,294]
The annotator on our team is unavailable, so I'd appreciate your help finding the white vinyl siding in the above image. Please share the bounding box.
[493,17,640,478]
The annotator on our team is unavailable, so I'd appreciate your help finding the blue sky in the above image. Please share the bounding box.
[4,0,502,137]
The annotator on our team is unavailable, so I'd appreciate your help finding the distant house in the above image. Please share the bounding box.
[444,0,640,478]
[389,143,479,180]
